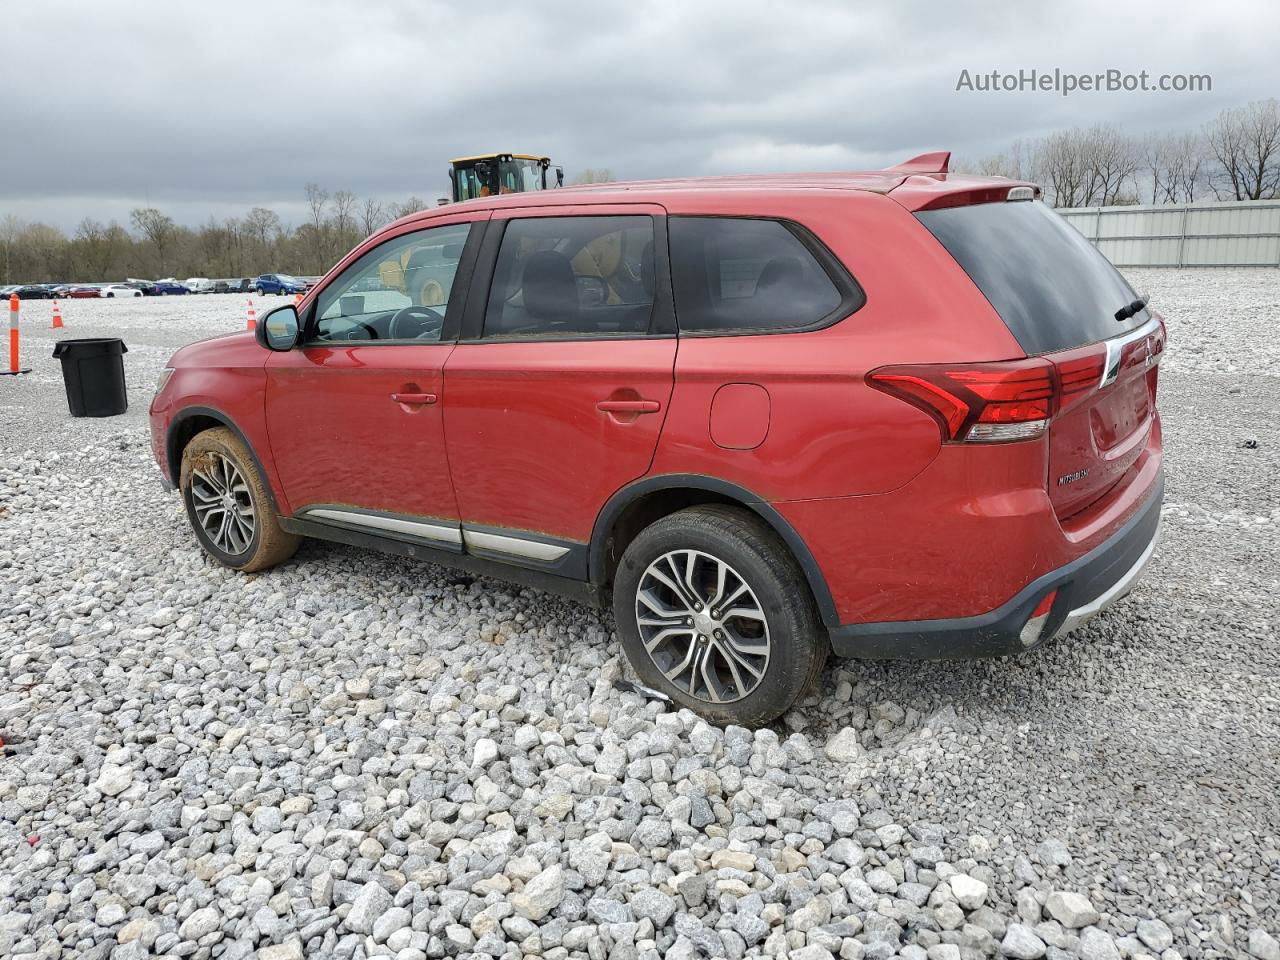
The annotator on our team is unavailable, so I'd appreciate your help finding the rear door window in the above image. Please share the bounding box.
[483,215,655,338]
[669,217,855,333]
[916,200,1147,354]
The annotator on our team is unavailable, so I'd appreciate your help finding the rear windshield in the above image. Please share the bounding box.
[916,200,1146,354]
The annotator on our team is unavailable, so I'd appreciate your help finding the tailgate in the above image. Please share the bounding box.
[1048,318,1165,520]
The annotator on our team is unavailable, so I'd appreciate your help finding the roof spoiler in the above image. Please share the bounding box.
[886,151,951,175]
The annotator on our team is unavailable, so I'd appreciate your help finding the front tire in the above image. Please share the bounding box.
[612,505,827,727]
[180,427,300,572]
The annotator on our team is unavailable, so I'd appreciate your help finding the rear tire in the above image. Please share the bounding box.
[179,427,300,572]
[612,505,827,727]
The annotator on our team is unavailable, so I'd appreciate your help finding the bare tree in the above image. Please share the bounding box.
[244,207,281,248]
[1205,98,1280,200]
[130,207,178,275]
[331,190,358,253]
[0,214,23,283]
[1038,129,1091,207]
[387,197,428,219]
[74,218,114,278]
[960,139,1037,181]
[1144,132,1207,203]
[304,183,329,228]
[360,197,386,235]
[1082,125,1139,206]
[303,183,331,272]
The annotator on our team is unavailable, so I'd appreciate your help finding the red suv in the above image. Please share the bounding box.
[150,153,1164,725]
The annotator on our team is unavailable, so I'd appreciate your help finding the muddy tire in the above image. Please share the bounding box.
[179,427,299,572]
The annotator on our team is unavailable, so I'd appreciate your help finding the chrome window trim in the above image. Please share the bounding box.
[1100,315,1161,389]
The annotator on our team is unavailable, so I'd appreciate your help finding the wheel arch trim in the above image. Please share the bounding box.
[166,405,282,513]
[589,474,839,627]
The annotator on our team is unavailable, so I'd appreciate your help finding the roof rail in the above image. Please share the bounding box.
[886,151,951,175]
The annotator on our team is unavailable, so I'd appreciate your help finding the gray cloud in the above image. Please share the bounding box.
[1,0,1275,228]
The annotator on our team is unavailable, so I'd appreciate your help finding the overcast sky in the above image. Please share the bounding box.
[2,0,1276,231]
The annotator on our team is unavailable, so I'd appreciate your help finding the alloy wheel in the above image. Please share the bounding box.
[635,549,771,704]
[190,453,256,555]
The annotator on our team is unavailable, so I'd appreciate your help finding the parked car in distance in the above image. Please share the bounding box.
[100,283,144,298]
[151,281,190,296]
[11,284,53,299]
[151,155,1166,725]
[66,285,101,298]
[253,273,307,296]
[123,279,159,295]
[184,277,216,294]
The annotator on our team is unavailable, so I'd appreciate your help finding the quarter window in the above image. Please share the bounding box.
[669,218,847,333]
[312,222,472,342]
[483,216,655,338]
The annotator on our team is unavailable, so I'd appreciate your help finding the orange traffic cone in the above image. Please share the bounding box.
[294,292,303,306]
[51,300,65,329]
[246,298,257,331]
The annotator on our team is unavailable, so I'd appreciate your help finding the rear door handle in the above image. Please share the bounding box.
[597,399,661,414]
[391,392,437,405]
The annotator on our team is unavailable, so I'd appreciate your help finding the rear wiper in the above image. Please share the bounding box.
[1114,295,1149,323]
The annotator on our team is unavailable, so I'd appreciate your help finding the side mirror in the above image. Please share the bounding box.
[256,304,300,351]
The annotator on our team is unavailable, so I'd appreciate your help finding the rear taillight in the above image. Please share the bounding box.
[868,347,1106,443]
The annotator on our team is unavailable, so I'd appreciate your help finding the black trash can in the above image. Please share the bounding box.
[52,338,129,417]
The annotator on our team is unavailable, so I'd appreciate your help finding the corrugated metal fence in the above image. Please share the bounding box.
[1057,199,1280,267]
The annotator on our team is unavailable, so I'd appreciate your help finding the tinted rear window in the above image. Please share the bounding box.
[670,217,852,333]
[917,200,1146,354]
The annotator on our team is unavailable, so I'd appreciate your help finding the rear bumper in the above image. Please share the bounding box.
[828,471,1163,659]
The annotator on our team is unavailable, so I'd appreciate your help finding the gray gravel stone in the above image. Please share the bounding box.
[346,881,392,935]
[1001,923,1047,959]
[1250,929,1280,960]
[178,906,219,940]
[511,865,565,922]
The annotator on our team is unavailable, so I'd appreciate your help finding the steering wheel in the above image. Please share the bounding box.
[389,305,445,340]
[340,320,379,340]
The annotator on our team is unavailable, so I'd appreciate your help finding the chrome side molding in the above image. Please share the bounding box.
[302,508,462,545]
[463,529,570,562]
[299,507,570,563]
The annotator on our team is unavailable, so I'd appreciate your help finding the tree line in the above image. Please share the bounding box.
[956,98,1280,207]
[0,186,431,286]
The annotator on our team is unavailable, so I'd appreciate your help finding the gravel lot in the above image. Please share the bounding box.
[1,275,1277,960]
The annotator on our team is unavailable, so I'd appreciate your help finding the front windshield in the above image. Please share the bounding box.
[454,159,546,200]
[498,159,545,193]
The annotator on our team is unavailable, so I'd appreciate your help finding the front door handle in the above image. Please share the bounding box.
[391,392,437,406]
[596,399,661,414]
